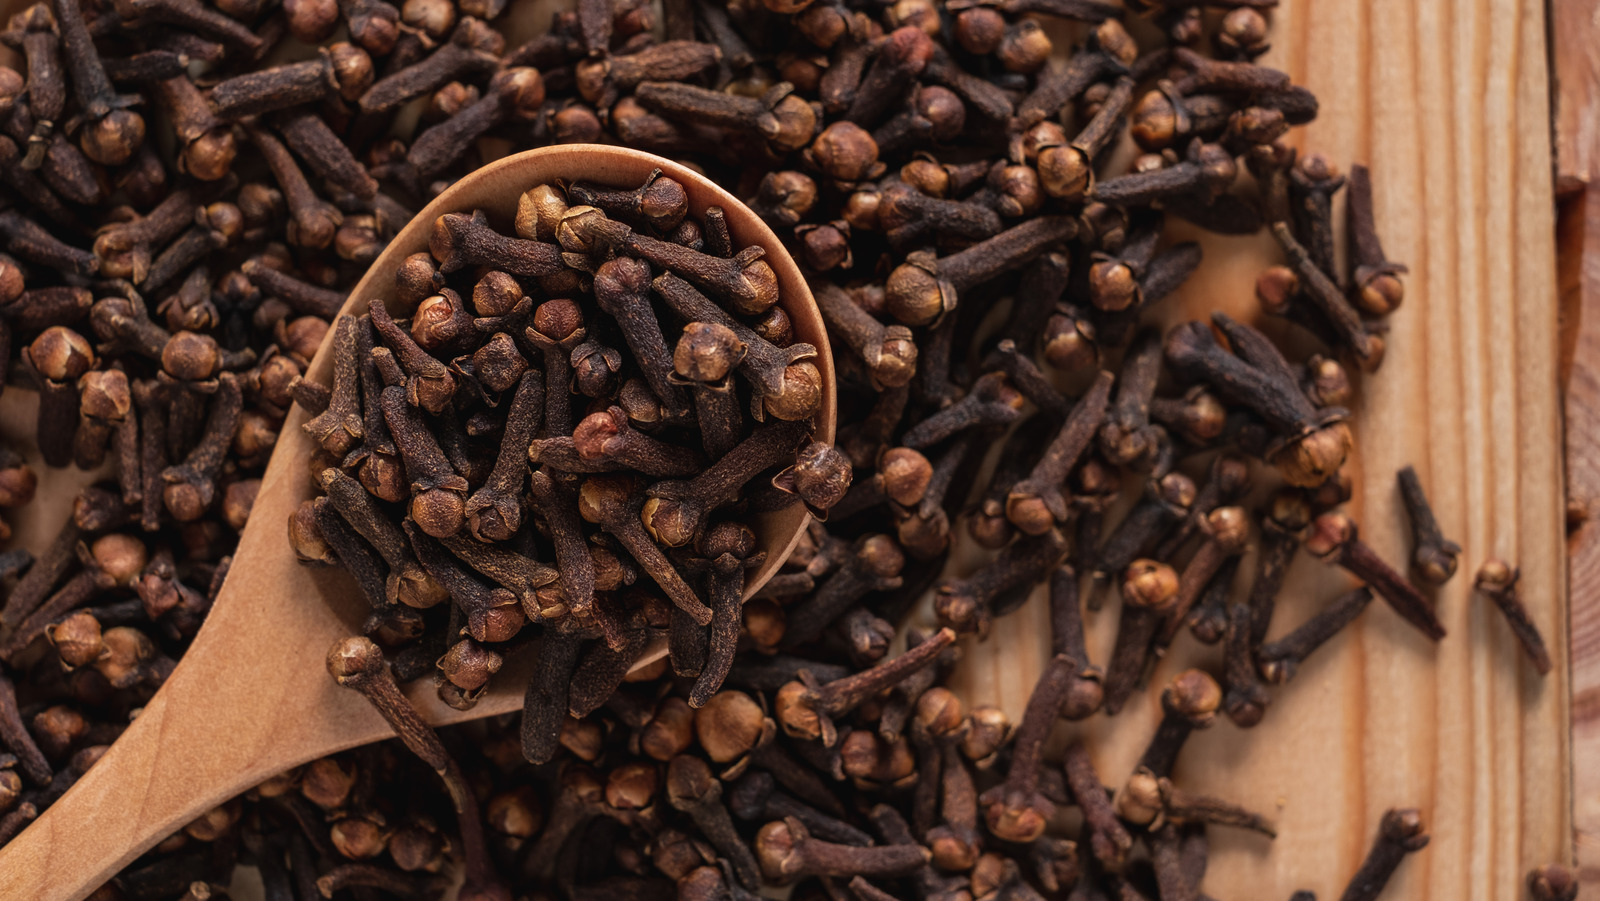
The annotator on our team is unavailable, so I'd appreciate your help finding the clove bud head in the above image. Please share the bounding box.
[516,184,569,241]
[1474,558,1516,593]
[1272,421,1353,488]
[1121,559,1180,610]
[772,680,823,741]
[1255,265,1300,315]
[326,635,386,687]
[30,327,96,382]
[674,321,745,384]
[961,705,1011,763]
[1378,807,1430,850]
[884,258,952,327]
[1204,506,1250,551]
[764,361,824,422]
[1162,669,1222,725]
[47,611,106,669]
[914,686,964,736]
[877,447,932,507]
[783,443,853,514]
[1303,512,1356,560]
[693,690,767,763]
[982,791,1052,844]
[411,487,467,539]
[1112,767,1163,826]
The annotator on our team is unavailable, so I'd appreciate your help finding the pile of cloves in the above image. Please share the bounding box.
[0,0,1573,897]
[290,170,849,745]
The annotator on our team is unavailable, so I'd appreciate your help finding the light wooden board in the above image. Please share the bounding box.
[946,0,1572,897]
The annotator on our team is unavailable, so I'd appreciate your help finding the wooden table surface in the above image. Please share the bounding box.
[1550,0,1600,891]
[948,0,1575,897]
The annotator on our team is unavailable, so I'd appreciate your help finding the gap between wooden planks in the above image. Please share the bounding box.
[942,0,1571,898]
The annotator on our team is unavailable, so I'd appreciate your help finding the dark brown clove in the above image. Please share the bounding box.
[933,529,1067,637]
[884,217,1079,326]
[668,755,763,890]
[1136,669,1221,778]
[1005,370,1114,535]
[1474,560,1553,676]
[757,817,930,884]
[1156,506,1248,649]
[579,474,711,624]
[1061,741,1132,871]
[1270,223,1382,369]
[775,627,956,745]
[327,637,506,900]
[1304,512,1444,641]
[1396,465,1459,585]
[1337,809,1428,901]
[1165,315,1352,487]
[1101,559,1179,715]
[1221,602,1269,727]
[1256,587,1372,685]
[1345,164,1408,316]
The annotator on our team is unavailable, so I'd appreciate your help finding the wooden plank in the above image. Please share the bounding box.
[1556,184,1599,895]
[1550,0,1600,889]
[948,0,1571,896]
[1551,0,1600,887]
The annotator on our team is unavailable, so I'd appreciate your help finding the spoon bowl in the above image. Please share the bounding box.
[0,145,835,901]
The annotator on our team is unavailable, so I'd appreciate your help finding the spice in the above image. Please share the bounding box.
[1257,588,1373,684]
[1473,560,1553,675]
[1304,512,1445,641]
[1338,809,1429,901]
[0,2,1478,897]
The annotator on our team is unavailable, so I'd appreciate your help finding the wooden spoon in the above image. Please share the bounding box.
[0,146,836,901]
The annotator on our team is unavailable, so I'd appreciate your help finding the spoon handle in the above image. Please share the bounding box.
[0,440,384,901]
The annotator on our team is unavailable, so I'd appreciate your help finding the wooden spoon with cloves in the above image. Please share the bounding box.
[0,145,836,901]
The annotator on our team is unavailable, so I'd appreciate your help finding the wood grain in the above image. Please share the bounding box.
[0,146,836,901]
[948,0,1572,897]
[1551,0,1600,887]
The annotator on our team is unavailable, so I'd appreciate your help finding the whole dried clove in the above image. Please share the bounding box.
[1165,315,1352,487]
[1098,329,1164,466]
[1155,506,1248,649]
[1395,465,1459,585]
[813,279,917,390]
[1304,513,1445,641]
[1337,809,1428,901]
[933,528,1067,637]
[327,637,507,900]
[1061,741,1132,871]
[1257,587,1373,684]
[884,217,1080,326]
[210,45,373,118]
[1102,559,1180,715]
[1345,164,1408,316]
[668,755,763,890]
[757,817,930,883]
[1005,370,1114,535]
[781,533,906,647]
[775,627,956,745]
[1221,601,1269,727]
[1474,560,1553,676]
[1270,223,1382,369]
[579,474,712,624]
